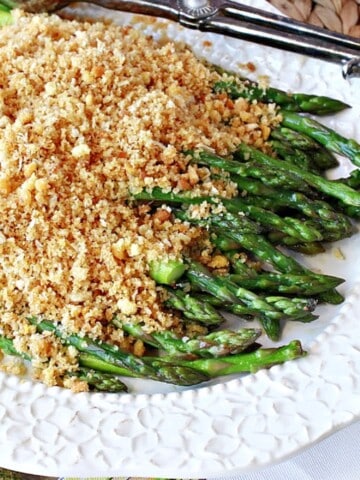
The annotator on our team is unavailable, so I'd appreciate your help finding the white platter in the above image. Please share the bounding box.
[0,0,360,477]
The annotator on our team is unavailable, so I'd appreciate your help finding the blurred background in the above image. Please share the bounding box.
[268,0,360,37]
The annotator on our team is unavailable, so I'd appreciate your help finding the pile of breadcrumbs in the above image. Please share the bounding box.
[0,10,280,390]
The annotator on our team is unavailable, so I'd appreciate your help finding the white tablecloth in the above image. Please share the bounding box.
[215,421,360,480]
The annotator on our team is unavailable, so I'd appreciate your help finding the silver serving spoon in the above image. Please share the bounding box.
[2,0,360,79]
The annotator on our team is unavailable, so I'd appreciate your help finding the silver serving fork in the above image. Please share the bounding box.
[2,0,360,79]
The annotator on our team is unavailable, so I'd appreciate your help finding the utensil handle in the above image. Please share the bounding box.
[86,0,179,20]
[178,1,360,79]
[221,2,360,54]
[195,14,360,78]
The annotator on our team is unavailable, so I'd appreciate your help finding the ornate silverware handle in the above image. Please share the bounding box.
[178,0,360,79]
[3,0,360,78]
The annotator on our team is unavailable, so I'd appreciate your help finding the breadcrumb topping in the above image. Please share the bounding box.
[0,11,279,390]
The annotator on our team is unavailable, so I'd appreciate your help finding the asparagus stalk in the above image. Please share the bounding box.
[173,208,344,304]
[234,144,360,207]
[227,271,342,296]
[135,188,324,243]
[0,1,12,10]
[212,189,352,247]
[192,291,315,324]
[134,188,262,234]
[271,138,317,172]
[67,368,128,393]
[155,340,306,375]
[83,339,306,380]
[270,126,339,171]
[186,260,283,340]
[175,207,329,278]
[0,335,128,392]
[214,228,344,305]
[232,179,354,234]
[223,249,258,277]
[227,197,323,242]
[273,240,326,256]
[149,258,186,285]
[211,234,243,252]
[25,318,306,385]
[117,321,262,357]
[186,260,292,340]
[344,206,360,218]
[206,147,360,210]
[0,335,31,360]
[281,111,360,167]
[214,157,315,194]
[27,317,209,386]
[213,78,349,115]
[162,287,224,326]
[264,296,318,321]
[236,195,354,244]
[193,293,264,318]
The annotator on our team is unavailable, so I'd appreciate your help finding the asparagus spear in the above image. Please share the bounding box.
[264,296,317,320]
[205,271,319,322]
[192,291,316,325]
[213,78,349,115]
[117,320,262,358]
[270,126,339,171]
[281,111,360,167]
[234,144,360,207]
[186,260,295,340]
[27,317,210,386]
[162,287,224,326]
[149,258,186,285]
[271,138,317,172]
[270,239,326,255]
[67,368,128,393]
[26,318,306,385]
[233,192,355,244]
[0,335,31,360]
[83,339,306,380]
[232,177,353,229]
[216,229,344,305]
[343,205,360,218]
[227,197,323,242]
[155,340,306,375]
[135,188,324,243]
[189,147,360,210]
[214,156,315,194]
[172,206,344,304]
[185,260,282,340]
[227,271,342,296]
[223,249,258,277]
[134,188,262,234]
[331,171,360,218]
[211,234,243,252]
[0,335,128,392]
[175,207,334,279]
[216,230,344,304]
[213,186,353,244]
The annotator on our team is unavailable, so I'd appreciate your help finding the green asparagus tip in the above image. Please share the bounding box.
[249,339,306,373]
[71,368,129,393]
